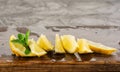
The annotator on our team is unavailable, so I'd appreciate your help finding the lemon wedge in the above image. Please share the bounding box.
[55,34,65,53]
[37,34,54,51]
[77,39,93,54]
[29,39,47,57]
[9,35,36,57]
[61,35,78,53]
[88,40,117,55]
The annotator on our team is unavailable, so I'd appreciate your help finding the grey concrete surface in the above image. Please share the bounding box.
[0,0,120,55]
[0,0,120,26]
[0,1,120,71]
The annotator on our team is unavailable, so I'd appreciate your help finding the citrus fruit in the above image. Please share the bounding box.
[37,34,53,51]
[55,34,65,53]
[77,39,93,54]
[61,35,78,53]
[29,39,47,57]
[88,40,117,55]
[9,35,36,57]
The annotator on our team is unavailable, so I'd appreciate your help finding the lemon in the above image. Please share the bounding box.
[29,39,47,57]
[61,35,78,53]
[9,35,36,57]
[55,34,65,53]
[88,40,117,55]
[77,39,93,54]
[37,34,53,51]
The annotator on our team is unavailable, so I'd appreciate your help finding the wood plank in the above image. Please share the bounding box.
[0,26,120,71]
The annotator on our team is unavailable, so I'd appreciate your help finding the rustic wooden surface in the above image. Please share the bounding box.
[0,0,120,72]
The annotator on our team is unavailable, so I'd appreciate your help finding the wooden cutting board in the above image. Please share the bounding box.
[0,26,120,72]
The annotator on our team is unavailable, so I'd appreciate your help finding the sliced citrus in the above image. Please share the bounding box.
[55,34,65,53]
[9,35,36,57]
[88,40,117,55]
[77,39,93,54]
[37,34,53,51]
[29,39,47,57]
[61,35,78,53]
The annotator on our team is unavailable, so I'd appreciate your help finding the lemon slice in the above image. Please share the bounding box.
[37,34,53,51]
[9,35,36,57]
[29,39,47,57]
[88,40,117,55]
[61,35,78,53]
[55,34,65,53]
[77,39,93,54]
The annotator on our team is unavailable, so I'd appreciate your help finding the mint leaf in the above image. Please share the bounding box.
[25,30,30,45]
[25,46,31,54]
[11,39,24,45]
[11,30,31,55]
[18,34,25,40]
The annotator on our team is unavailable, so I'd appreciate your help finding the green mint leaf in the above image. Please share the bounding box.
[25,30,30,45]
[25,46,31,54]
[11,30,31,55]
[18,34,25,40]
[11,39,23,45]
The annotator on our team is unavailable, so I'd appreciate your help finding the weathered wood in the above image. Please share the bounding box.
[0,55,120,72]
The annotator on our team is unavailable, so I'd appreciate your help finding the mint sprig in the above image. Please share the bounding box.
[11,31,31,55]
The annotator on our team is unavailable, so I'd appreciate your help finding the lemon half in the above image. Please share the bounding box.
[9,35,36,57]
[9,35,46,57]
